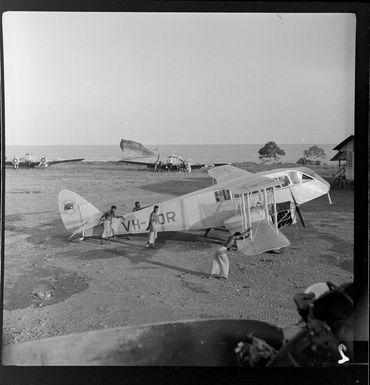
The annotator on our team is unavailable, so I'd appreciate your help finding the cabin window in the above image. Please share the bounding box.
[275,175,291,188]
[302,173,313,181]
[215,189,231,202]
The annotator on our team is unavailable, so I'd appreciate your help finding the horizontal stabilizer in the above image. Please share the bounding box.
[236,220,290,256]
[69,216,102,238]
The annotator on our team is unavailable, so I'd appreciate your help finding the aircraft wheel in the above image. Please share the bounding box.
[270,247,287,254]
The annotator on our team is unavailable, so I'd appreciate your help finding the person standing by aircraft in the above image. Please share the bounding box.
[126,201,142,240]
[99,205,122,245]
[132,202,141,212]
[12,156,19,169]
[209,231,250,279]
[146,205,159,248]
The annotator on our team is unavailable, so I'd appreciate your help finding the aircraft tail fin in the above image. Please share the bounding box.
[58,190,102,232]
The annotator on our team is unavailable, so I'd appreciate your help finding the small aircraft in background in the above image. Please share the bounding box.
[119,138,216,171]
[5,153,84,169]
[58,165,331,256]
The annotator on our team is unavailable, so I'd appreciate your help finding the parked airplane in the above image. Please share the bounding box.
[119,138,210,171]
[5,153,84,169]
[120,138,159,160]
[58,165,331,256]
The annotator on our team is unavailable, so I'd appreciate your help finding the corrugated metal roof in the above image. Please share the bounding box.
[333,135,354,151]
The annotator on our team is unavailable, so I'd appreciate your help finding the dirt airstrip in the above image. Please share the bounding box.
[3,162,353,344]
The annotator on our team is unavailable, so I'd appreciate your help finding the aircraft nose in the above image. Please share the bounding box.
[314,172,331,193]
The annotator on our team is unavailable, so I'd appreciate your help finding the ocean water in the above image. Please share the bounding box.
[5,144,337,164]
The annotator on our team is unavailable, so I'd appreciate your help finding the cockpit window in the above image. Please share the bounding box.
[302,173,313,181]
[299,167,316,178]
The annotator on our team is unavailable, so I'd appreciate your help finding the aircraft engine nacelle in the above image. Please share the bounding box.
[224,208,266,235]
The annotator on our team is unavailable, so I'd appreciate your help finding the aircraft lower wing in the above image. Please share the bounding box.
[119,159,156,167]
[236,220,290,256]
[188,163,206,170]
[47,158,84,165]
[5,158,84,168]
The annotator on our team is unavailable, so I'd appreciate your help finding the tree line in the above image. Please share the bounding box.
[258,141,327,165]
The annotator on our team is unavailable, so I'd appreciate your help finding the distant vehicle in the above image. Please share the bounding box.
[5,153,84,169]
[58,164,331,256]
[119,138,218,171]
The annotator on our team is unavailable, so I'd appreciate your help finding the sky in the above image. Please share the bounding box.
[3,12,356,145]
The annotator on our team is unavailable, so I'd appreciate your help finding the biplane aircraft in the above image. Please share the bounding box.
[58,165,331,256]
[5,153,84,169]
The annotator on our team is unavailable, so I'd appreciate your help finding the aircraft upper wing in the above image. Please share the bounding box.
[228,175,282,194]
[207,165,252,184]
[209,165,282,193]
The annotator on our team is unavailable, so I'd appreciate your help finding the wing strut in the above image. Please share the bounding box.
[246,193,252,241]
[272,187,278,233]
[239,192,252,242]
[263,189,269,224]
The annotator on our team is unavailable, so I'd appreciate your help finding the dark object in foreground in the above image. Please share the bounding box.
[235,333,277,366]
[3,319,283,365]
[235,282,355,367]
[3,282,357,366]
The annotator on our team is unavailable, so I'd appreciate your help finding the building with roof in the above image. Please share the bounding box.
[330,135,354,181]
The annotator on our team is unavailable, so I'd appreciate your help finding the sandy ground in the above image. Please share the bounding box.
[3,162,353,345]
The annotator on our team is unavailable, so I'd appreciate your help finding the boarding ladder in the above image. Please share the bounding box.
[332,165,346,189]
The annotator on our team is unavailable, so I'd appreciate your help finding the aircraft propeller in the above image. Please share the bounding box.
[289,188,306,228]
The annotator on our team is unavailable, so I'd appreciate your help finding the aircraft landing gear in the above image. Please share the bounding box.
[204,228,212,238]
[270,246,287,254]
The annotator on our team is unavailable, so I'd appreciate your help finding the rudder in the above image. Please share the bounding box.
[58,190,102,232]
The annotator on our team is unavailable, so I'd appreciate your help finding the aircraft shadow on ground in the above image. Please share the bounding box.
[75,230,224,261]
[144,260,209,278]
[74,233,216,278]
[77,245,209,279]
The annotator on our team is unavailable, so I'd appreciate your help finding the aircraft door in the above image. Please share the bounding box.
[183,190,233,229]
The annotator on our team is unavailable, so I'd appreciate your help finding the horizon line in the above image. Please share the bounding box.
[5,142,337,146]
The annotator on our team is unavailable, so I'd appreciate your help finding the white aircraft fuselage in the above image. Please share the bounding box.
[80,167,330,238]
